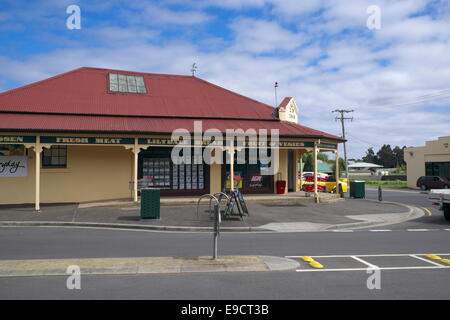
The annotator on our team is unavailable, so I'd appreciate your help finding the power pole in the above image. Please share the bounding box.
[332,109,354,179]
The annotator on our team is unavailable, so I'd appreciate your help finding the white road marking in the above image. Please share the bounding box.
[369,229,391,232]
[332,230,354,232]
[409,254,446,267]
[296,266,450,272]
[286,253,450,258]
[351,256,379,269]
[289,253,450,272]
[407,229,430,232]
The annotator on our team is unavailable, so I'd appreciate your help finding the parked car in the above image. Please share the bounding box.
[416,176,450,190]
[325,176,348,193]
[298,173,348,193]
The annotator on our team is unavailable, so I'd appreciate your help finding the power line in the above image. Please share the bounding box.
[346,133,380,148]
[332,109,354,179]
[369,89,450,109]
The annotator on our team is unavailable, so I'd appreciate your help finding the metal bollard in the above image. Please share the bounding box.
[196,194,221,260]
[338,183,344,198]
[213,203,220,260]
[378,186,383,202]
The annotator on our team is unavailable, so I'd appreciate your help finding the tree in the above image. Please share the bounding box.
[302,153,313,172]
[392,146,406,167]
[301,153,330,172]
[362,147,379,164]
[377,144,397,168]
[360,145,407,169]
[317,153,329,162]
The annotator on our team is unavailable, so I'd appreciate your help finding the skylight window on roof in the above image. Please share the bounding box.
[109,73,147,94]
[118,74,128,92]
[127,75,137,93]
[135,76,147,93]
[109,73,118,92]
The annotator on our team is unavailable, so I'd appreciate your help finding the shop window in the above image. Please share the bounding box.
[0,144,25,156]
[42,146,67,168]
[425,162,450,179]
[224,149,271,190]
[139,148,206,191]
[425,163,433,176]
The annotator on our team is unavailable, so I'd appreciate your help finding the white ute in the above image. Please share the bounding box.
[429,189,450,221]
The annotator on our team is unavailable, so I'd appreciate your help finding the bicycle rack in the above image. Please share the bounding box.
[196,194,221,260]
[197,192,230,220]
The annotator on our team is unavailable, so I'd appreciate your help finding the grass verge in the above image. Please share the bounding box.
[364,180,408,188]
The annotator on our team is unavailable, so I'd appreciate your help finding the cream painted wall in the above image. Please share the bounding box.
[274,149,288,194]
[0,145,133,204]
[405,136,450,188]
[209,163,222,194]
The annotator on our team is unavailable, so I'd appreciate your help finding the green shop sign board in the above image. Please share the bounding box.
[0,136,36,143]
[40,137,135,145]
[0,135,337,149]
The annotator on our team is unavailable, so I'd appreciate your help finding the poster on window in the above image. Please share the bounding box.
[172,165,178,190]
[249,174,263,188]
[179,165,185,189]
[192,165,198,189]
[186,164,192,189]
[0,156,28,177]
[225,171,243,189]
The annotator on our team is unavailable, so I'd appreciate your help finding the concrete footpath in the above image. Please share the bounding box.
[0,255,299,277]
[0,198,424,232]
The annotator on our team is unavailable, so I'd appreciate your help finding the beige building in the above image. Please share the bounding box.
[405,136,450,188]
[0,67,344,209]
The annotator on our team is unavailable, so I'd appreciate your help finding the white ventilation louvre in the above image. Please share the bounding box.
[109,73,147,94]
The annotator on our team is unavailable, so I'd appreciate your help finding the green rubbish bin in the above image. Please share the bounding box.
[140,189,160,219]
[350,181,365,199]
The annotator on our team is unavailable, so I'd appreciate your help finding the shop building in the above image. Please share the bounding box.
[405,136,450,188]
[0,67,344,209]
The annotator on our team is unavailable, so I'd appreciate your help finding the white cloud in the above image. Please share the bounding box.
[93,27,159,44]
[229,18,304,53]
[138,4,214,25]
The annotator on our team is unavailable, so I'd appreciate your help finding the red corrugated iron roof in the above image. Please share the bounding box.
[278,97,292,110]
[0,113,343,141]
[0,67,344,141]
[0,67,277,120]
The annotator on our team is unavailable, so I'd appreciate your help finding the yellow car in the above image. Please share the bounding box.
[324,177,348,193]
[298,177,348,193]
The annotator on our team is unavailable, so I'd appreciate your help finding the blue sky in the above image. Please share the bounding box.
[1,0,450,158]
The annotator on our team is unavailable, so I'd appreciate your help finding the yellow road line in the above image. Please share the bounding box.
[301,256,314,262]
[309,261,324,269]
[425,254,442,260]
[422,207,432,217]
